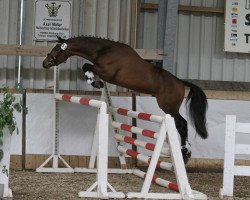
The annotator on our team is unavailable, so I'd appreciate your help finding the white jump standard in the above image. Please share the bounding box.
[220,115,250,199]
[52,93,124,198]
[108,97,207,199]
[117,114,206,199]
[36,66,74,173]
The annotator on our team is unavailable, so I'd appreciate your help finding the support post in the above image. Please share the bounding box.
[103,83,127,168]
[220,115,250,199]
[78,102,125,199]
[36,66,74,173]
[220,115,236,199]
[141,116,167,193]
[163,0,178,73]
[21,89,26,170]
[166,116,194,199]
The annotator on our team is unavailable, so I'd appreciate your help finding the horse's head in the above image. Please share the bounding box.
[43,36,69,69]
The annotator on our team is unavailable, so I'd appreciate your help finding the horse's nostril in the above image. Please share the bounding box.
[42,61,49,69]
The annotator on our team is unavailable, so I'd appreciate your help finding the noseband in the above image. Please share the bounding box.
[47,43,69,66]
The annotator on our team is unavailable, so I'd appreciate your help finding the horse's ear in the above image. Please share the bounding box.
[57,35,66,43]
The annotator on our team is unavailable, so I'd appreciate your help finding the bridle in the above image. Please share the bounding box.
[47,43,69,66]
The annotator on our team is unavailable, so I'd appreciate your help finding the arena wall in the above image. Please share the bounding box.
[7,90,250,170]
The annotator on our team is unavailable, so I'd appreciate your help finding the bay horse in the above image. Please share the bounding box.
[43,36,208,163]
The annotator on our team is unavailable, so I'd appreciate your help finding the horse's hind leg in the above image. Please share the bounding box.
[82,63,104,89]
[174,113,191,164]
[155,94,190,163]
[174,113,187,146]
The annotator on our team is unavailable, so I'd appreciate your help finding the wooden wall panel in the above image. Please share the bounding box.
[10,154,250,171]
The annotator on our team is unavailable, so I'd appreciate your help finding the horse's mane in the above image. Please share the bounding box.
[67,35,126,46]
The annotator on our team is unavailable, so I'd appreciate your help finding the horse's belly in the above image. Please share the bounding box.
[95,63,156,95]
[112,76,155,94]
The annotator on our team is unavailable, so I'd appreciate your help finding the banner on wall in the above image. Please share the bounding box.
[224,0,250,53]
[34,0,72,41]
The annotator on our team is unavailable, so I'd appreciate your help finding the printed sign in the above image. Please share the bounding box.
[34,0,72,41]
[224,0,250,53]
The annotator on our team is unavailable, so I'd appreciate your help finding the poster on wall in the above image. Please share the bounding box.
[34,0,72,41]
[224,0,250,53]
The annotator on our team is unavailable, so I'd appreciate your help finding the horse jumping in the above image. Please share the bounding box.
[43,36,208,163]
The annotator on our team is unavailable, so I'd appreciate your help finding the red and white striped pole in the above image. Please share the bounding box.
[114,134,169,155]
[55,93,106,113]
[117,146,173,171]
[133,169,179,192]
[110,107,163,123]
[112,121,159,139]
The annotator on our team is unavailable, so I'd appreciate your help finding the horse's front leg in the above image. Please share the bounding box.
[82,63,104,89]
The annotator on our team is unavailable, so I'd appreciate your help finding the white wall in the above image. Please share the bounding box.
[9,93,250,160]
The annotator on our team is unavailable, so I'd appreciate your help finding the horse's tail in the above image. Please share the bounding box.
[183,81,208,139]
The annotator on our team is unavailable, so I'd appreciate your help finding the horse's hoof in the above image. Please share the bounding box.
[91,81,104,89]
[181,147,191,164]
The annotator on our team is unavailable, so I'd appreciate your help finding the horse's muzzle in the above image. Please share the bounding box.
[43,60,53,69]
